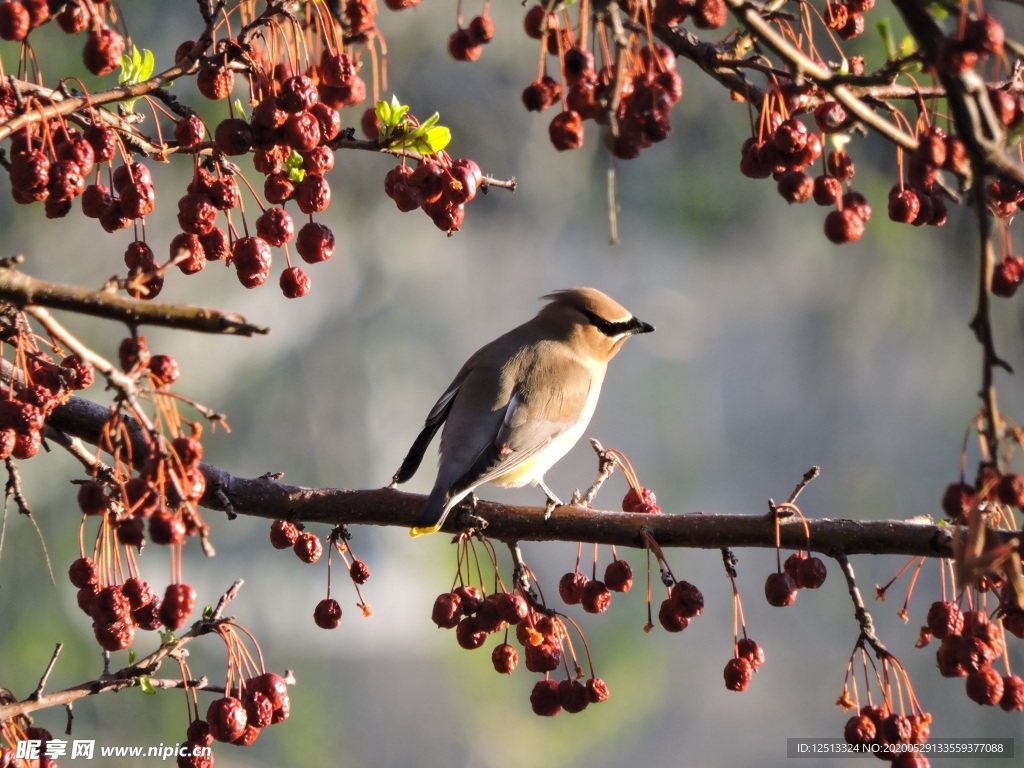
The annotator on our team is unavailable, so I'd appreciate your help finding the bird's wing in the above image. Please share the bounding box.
[450,356,593,495]
[392,381,462,485]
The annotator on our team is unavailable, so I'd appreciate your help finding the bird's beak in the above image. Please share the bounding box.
[630,318,655,335]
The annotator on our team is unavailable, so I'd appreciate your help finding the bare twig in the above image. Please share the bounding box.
[0,580,246,722]
[835,553,890,658]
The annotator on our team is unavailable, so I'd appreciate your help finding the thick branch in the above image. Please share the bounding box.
[45,390,1009,559]
[0,262,268,337]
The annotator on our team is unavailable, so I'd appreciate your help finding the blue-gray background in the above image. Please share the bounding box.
[0,3,1022,767]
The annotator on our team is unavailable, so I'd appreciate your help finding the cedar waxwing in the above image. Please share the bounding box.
[392,287,654,536]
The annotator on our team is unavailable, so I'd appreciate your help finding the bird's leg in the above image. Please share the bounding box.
[456,491,488,532]
[537,478,563,520]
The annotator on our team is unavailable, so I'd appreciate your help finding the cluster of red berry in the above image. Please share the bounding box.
[927,600,1023,710]
[0,346,92,462]
[383,156,483,235]
[842,705,934,765]
[430,581,610,716]
[269,520,372,629]
[723,636,765,692]
[447,11,495,62]
[764,550,827,607]
[517,3,688,159]
[557,557,634,614]
[69,557,190,650]
[0,0,124,76]
[182,671,290,765]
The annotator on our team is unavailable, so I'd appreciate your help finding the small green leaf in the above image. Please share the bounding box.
[140,677,157,695]
[376,99,392,127]
[233,98,248,121]
[159,629,175,644]
[202,605,214,620]
[421,125,451,153]
[876,18,895,60]
[139,49,155,81]
[128,648,136,664]
[418,112,440,133]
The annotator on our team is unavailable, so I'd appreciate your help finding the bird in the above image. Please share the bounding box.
[391,287,654,537]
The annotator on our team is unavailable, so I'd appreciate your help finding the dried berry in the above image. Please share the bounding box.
[530,679,561,716]
[723,657,753,691]
[491,643,518,674]
[670,580,704,617]
[455,616,487,649]
[68,556,98,588]
[83,26,125,76]
[926,601,964,640]
[207,696,248,742]
[581,580,611,613]
[269,519,299,549]
[604,559,633,592]
[658,598,690,632]
[313,597,342,629]
[296,222,335,264]
[796,556,827,589]
[293,531,322,563]
[280,266,311,299]
[431,592,462,629]
[160,583,197,630]
[965,667,1004,706]
[764,571,798,607]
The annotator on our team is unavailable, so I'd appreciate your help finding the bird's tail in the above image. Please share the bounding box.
[409,486,451,537]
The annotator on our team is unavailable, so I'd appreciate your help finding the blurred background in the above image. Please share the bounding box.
[1,2,1023,766]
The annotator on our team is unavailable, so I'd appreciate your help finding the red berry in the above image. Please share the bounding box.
[529,679,561,716]
[455,616,487,649]
[823,208,865,244]
[669,580,704,617]
[558,679,589,714]
[658,598,690,632]
[269,519,299,549]
[255,207,295,247]
[604,559,633,592]
[296,222,335,263]
[68,556,98,588]
[207,696,247,742]
[83,26,125,76]
[293,531,322,563]
[313,597,342,629]
[548,110,584,151]
[795,556,827,589]
[581,580,611,613]
[723,657,753,691]
[764,571,798,607]
[431,592,462,629]
[0,2,30,41]
[736,637,765,669]
[159,582,197,630]
[349,559,371,584]
[452,585,484,614]
[280,266,311,299]
[966,667,1004,705]
[232,236,272,288]
[558,571,588,604]
[294,173,331,214]
[491,643,518,674]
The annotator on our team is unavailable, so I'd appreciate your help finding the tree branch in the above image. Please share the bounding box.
[43,388,1010,559]
[0,580,245,722]
[0,260,268,337]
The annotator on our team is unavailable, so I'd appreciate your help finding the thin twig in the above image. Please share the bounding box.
[30,644,63,701]
[835,553,890,658]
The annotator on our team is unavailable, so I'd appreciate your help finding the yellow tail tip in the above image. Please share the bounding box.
[409,524,441,538]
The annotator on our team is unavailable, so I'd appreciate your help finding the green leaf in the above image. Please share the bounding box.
[875,18,895,60]
[140,677,157,695]
[420,125,451,153]
[376,99,392,127]
[128,648,136,664]
[139,48,155,81]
